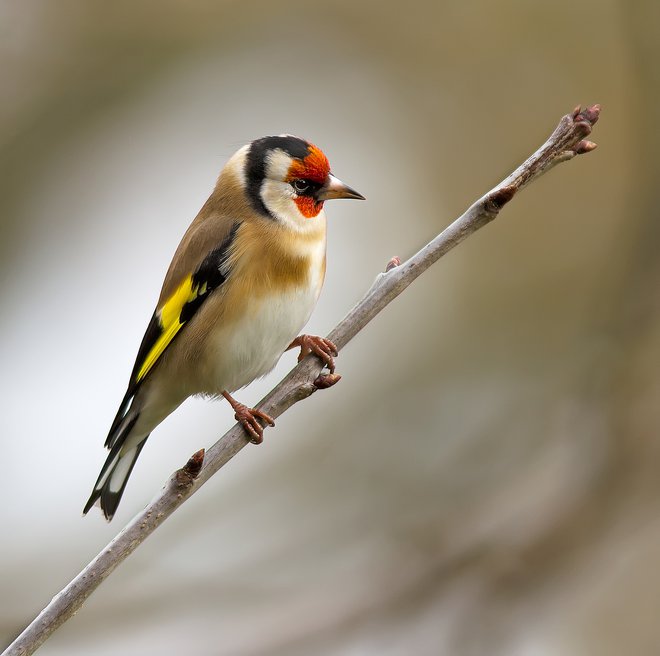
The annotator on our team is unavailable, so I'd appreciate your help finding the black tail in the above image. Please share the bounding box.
[84,412,148,521]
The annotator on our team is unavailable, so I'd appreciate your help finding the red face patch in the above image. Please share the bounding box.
[287,144,330,218]
[287,144,330,184]
[293,195,322,218]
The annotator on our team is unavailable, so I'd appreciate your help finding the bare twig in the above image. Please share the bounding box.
[3,104,600,656]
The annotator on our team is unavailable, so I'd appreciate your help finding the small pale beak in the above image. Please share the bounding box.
[316,174,366,201]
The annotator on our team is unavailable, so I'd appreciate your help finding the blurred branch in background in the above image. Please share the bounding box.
[2,105,600,656]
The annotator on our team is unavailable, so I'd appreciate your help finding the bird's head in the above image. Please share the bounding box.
[237,135,364,229]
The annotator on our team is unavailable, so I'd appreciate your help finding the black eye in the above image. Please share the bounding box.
[292,179,310,193]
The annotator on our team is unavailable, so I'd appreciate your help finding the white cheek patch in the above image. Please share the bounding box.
[265,149,294,181]
[260,180,327,233]
[260,179,297,221]
[223,145,249,187]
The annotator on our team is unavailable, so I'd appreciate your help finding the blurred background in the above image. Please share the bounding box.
[1,1,658,654]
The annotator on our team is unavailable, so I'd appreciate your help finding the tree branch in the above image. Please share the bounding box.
[3,104,600,656]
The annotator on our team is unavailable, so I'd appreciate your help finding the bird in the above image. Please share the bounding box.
[83,135,365,520]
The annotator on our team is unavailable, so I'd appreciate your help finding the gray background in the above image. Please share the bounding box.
[1,1,659,654]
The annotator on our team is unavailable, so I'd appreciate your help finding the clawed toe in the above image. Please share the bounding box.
[234,405,275,444]
[222,391,275,444]
[291,334,338,373]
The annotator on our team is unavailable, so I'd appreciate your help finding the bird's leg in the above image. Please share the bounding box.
[222,391,275,445]
[288,335,338,373]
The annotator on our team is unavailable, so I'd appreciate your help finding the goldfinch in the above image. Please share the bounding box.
[83,135,364,520]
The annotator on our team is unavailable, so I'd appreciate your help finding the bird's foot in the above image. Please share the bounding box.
[222,391,275,445]
[289,334,338,373]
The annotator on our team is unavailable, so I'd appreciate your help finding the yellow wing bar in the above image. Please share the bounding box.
[135,275,197,383]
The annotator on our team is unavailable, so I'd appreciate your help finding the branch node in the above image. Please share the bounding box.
[570,104,601,140]
[575,140,598,155]
[385,256,401,272]
[175,449,205,487]
[575,104,601,125]
[485,185,517,213]
[313,373,342,389]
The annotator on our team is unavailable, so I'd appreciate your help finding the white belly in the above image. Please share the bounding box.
[203,283,320,394]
